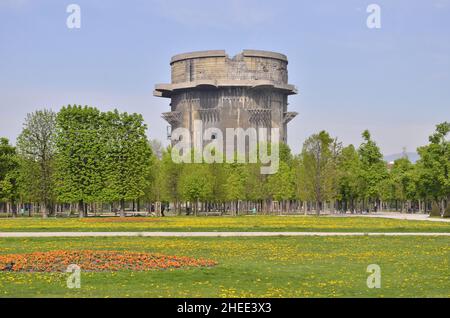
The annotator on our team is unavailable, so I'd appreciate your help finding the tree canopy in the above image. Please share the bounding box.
[1,107,448,218]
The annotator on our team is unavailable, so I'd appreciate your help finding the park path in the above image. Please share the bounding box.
[0,232,449,238]
[329,212,450,222]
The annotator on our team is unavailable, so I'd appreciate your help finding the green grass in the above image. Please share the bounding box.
[0,215,449,232]
[0,236,449,297]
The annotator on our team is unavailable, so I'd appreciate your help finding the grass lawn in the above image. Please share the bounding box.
[0,215,449,232]
[0,236,449,297]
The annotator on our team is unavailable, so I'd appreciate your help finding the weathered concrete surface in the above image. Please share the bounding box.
[155,50,298,144]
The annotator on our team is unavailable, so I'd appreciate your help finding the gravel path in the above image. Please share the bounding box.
[0,232,449,238]
[330,212,450,222]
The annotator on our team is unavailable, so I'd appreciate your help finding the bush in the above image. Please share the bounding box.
[429,202,441,217]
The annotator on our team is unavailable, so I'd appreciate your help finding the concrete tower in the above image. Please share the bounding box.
[154,50,298,144]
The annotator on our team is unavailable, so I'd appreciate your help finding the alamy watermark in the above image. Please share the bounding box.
[171,120,280,174]
[66,264,81,289]
[366,4,381,29]
[366,264,381,288]
[66,4,81,29]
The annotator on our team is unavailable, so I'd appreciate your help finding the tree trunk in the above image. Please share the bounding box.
[41,202,48,218]
[11,201,17,218]
[120,199,125,217]
[78,200,85,218]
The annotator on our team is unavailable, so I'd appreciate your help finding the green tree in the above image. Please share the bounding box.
[208,160,228,211]
[55,105,106,217]
[416,122,450,215]
[358,130,388,212]
[178,163,213,215]
[225,163,248,216]
[143,151,164,211]
[389,157,416,212]
[16,109,57,217]
[300,131,340,215]
[0,138,19,216]
[161,147,183,214]
[267,143,296,212]
[0,138,16,181]
[245,162,268,213]
[16,156,41,215]
[336,144,362,212]
[102,110,153,216]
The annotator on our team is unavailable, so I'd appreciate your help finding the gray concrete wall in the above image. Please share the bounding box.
[170,50,288,84]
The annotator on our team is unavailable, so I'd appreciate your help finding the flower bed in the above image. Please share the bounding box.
[0,250,217,272]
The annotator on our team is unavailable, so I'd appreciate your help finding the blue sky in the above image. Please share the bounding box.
[0,0,449,155]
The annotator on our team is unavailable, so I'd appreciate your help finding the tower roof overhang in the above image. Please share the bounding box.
[153,80,298,98]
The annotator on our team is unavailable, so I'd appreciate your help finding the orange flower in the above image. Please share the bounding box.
[0,250,217,272]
